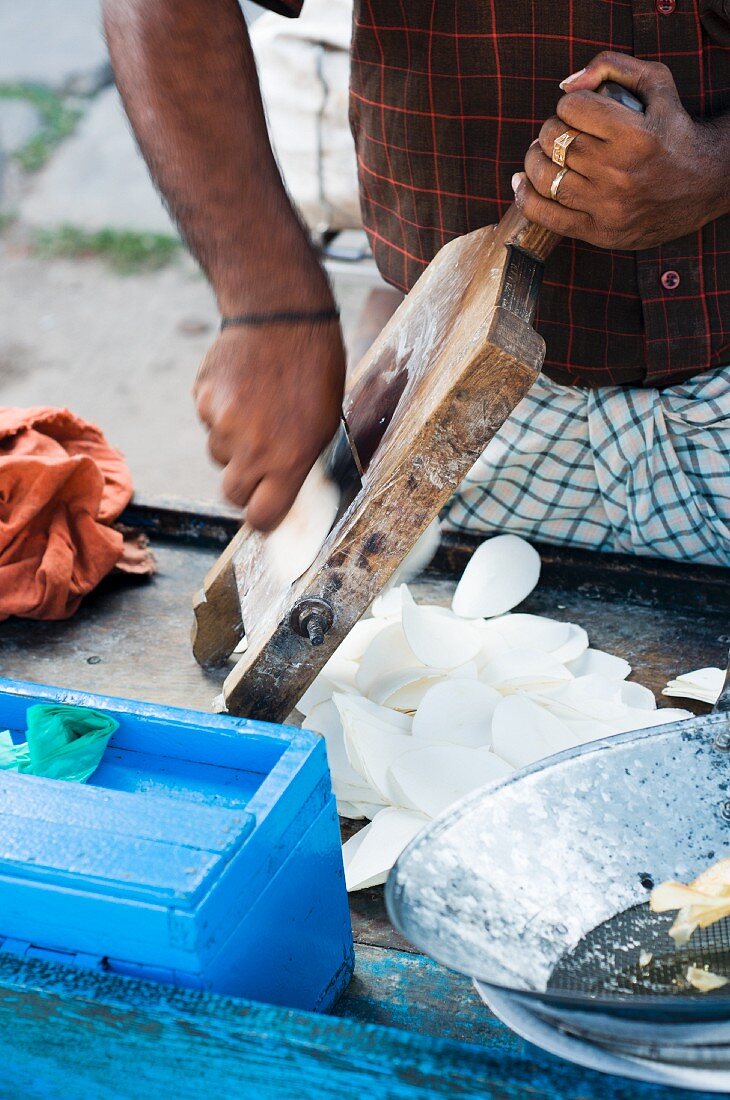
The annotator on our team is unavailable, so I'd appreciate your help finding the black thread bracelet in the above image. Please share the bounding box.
[220,307,340,330]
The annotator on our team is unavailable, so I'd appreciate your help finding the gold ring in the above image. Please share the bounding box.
[550,166,569,202]
[552,128,579,167]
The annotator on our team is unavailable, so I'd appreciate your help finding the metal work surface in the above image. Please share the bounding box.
[1,498,724,715]
[0,503,232,711]
[0,498,727,1096]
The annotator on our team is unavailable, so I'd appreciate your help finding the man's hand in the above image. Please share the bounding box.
[513,52,730,249]
[194,320,346,532]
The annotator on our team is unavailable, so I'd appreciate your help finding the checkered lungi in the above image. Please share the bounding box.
[442,365,730,567]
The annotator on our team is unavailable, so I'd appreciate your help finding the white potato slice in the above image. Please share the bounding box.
[468,623,509,670]
[567,648,631,680]
[551,624,589,664]
[447,660,479,681]
[559,716,618,744]
[452,534,541,619]
[333,617,392,662]
[485,614,572,654]
[305,699,381,797]
[297,657,361,716]
[387,744,514,817]
[336,800,369,820]
[529,686,622,739]
[370,670,447,711]
[343,807,430,891]
[356,621,423,696]
[264,458,340,587]
[412,680,502,747]
[620,681,657,710]
[686,966,729,993]
[491,695,579,768]
[320,653,360,692]
[652,859,730,945]
[663,667,724,705]
[401,587,482,669]
[334,692,412,732]
[481,650,572,693]
[370,583,411,620]
[336,799,385,821]
[609,706,692,734]
[535,677,663,740]
[342,714,415,802]
[296,674,337,717]
[537,674,626,719]
[674,667,724,690]
[664,684,718,704]
[335,781,385,803]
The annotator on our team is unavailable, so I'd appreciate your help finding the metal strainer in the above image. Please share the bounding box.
[386,680,730,1028]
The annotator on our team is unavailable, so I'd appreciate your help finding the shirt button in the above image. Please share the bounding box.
[656,0,676,12]
[661,269,680,290]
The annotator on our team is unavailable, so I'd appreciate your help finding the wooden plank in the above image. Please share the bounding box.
[0,946,716,1100]
[192,538,245,667]
[216,210,550,720]
[340,944,506,1047]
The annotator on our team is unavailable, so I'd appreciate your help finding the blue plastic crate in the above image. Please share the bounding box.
[0,678,354,1011]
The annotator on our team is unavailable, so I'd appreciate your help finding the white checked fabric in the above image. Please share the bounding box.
[442,365,730,567]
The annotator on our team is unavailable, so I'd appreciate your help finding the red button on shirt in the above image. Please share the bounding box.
[656,0,676,13]
[661,270,681,290]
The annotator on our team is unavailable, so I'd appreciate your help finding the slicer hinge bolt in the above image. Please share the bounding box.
[721,800,730,822]
[305,615,326,646]
[290,598,334,647]
[715,730,730,752]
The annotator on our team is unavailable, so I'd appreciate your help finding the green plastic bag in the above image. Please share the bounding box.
[0,704,118,783]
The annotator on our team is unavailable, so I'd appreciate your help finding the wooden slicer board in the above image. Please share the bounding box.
[193,206,557,722]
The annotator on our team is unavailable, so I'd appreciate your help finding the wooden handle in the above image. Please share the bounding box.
[499,80,643,264]
[503,208,562,263]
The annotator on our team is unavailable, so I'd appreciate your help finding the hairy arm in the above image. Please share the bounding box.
[103,0,345,529]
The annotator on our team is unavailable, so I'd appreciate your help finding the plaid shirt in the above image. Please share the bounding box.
[261,1,730,389]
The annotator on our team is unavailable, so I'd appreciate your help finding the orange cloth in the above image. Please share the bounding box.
[0,406,133,621]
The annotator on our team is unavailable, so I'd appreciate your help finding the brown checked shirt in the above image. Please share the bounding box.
[261,1,730,389]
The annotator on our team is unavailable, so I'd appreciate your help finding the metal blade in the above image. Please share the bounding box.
[325,416,364,521]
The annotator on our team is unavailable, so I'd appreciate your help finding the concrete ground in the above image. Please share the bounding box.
[0,244,376,502]
[0,0,383,504]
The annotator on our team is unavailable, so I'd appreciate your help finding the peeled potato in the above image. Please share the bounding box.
[264,458,340,587]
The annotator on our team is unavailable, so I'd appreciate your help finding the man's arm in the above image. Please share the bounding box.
[103,0,345,530]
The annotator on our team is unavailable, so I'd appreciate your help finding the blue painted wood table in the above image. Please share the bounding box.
[0,497,727,1099]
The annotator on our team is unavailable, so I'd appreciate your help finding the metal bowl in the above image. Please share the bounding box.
[386,712,730,1024]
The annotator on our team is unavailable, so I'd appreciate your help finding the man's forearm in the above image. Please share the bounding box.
[103,0,333,313]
